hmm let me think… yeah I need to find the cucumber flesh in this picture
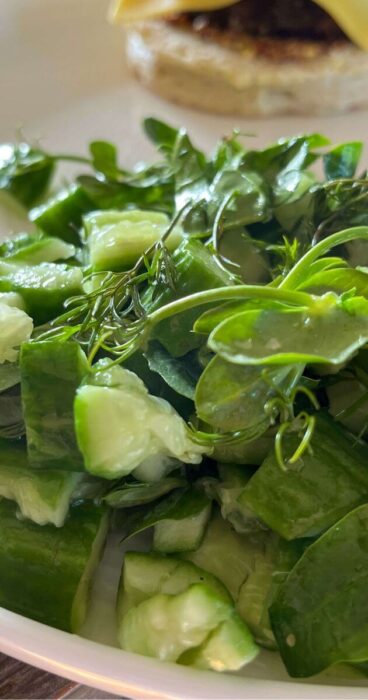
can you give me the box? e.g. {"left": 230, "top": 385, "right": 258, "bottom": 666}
{"left": 184, "top": 510, "right": 265, "bottom": 600}
{"left": 0, "top": 499, "right": 108, "bottom": 632}
{"left": 74, "top": 361, "right": 205, "bottom": 479}
{"left": 21, "top": 340, "right": 89, "bottom": 471}
{"left": 118, "top": 583, "right": 231, "bottom": 662}
{"left": 179, "top": 615, "right": 259, "bottom": 672}
{"left": 84, "top": 209, "right": 183, "bottom": 272}
{"left": 117, "top": 551, "right": 231, "bottom": 622}
{"left": 0, "top": 438, "right": 82, "bottom": 526}
{"left": 0, "top": 260, "right": 83, "bottom": 324}
{"left": 153, "top": 501, "right": 211, "bottom": 553}
{"left": 0, "top": 302, "right": 33, "bottom": 364}
{"left": 6, "top": 237, "right": 75, "bottom": 265}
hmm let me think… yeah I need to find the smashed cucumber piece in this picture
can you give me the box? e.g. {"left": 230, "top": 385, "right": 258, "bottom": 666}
{"left": 30, "top": 184, "right": 94, "bottom": 245}
{"left": 21, "top": 340, "right": 89, "bottom": 471}
{"left": 0, "top": 301, "right": 33, "bottom": 364}
{"left": 118, "top": 551, "right": 232, "bottom": 621}
{"left": 74, "top": 361, "right": 206, "bottom": 479}
{"left": 142, "top": 238, "right": 235, "bottom": 357}
{"left": 0, "top": 260, "right": 83, "bottom": 324}
{"left": 0, "top": 232, "right": 75, "bottom": 264}
{"left": 0, "top": 499, "right": 108, "bottom": 632}
{"left": 0, "top": 438, "right": 82, "bottom": 526}
{"left": 184, "top": 510, "right": 261, "bottom": 601}
{"left": 84, "top": 209, "right": 183, "bottom": 272}
{"left": 118, "top": 581, "right": 258, "bottom": 670}
{"left": 180, "top": 616, "right": 259, "bottom": 672}
{"left": 240, "top": 411, "right": 368, "bottom": 539}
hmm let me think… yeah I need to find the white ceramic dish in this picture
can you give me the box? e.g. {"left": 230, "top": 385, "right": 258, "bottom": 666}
{"left": 1, "top": 1, "right": 368, "bottom": 697}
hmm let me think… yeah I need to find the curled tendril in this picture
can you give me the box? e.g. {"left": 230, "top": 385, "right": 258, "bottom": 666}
{"left": 187, "top": 420, "right": 268, "bottom": 448}
{"left": 275, "top": 412, "right": 316, "bottom": 472}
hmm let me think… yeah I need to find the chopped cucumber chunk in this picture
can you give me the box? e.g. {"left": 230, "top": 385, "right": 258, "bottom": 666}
{"left": 0, "top": 499, "right": 108, "bottom": 632}
{"left": 118, "top": 583, "right": 232, "bottom": 662}
{"left": 241, "top": 412, "right": 368, "bottom": 539}
{"left": 0, "top": 438, "right": 82, "bottom": 526}
{"left": 75, "top": 361, "right": 206, "bottom": 479}
{"left": 180, "top": 615, "right": 259, "bottom": 672}
{"left": 0, "top": 302, "right": 33, "bottom": 363}
{"left": 0, "top": 260, "right": 83, "bottom": 324}
{"left": 0, "top": 232, "right": 75, "bottom": 264}
{"left": 30, "top": 185, "right": 94, "bottom": 245}
{"left": 7, "top": 237, "right": 75, "bottom": 264}
{"left": 84, "top": 209, "right": 183, "bottom": 272}
{"left": 118, "top": 551, "right": 231, "bottom": 621}
{"left": 153, "top": 500, "right": 211, "bottom": 553}
{"left": 184, "top": 510, "right": 263, "bottom": 600}
{"left": 21, "top": 340, "right": 88, "bottom": 471}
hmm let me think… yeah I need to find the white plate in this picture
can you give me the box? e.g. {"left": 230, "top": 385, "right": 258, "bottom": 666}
{"left": 1, "top": 1, "right": 368, "bottom": 698}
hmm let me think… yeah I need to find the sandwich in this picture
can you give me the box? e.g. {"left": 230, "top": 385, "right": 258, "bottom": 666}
{"left": 110, "top": 0, "right": 368, "bottom": 116}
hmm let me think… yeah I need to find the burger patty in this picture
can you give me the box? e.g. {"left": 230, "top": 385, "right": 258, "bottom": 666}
{"left": 171, "top": 0, "right": 346, "bottom": 42}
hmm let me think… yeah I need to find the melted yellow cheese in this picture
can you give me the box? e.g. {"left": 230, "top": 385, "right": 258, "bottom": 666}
{"left": 110, "top": 0, "right": 368, "bottom": 50}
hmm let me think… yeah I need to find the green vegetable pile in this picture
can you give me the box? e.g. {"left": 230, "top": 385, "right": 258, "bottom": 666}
{"left": 1, "top": 120, "right": 368, "bottom": 678}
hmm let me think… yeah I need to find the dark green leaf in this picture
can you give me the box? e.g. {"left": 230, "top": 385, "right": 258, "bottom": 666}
{"left": 0, "top": 143, "right": 54, "bottom": 207}
{"left": 89, "top": 141, "right": 120, "bottom": 179}
{"left": 270, "top": 503, "right": 368, "bottom": 677}
{"left": 144, "top": 342, "right": 200, "bottom": 400}
{"left": 122, "top": 487, "right": 210, "bottom": 540}
{"left": 103, "top": 477, "right": 186, "bottom": 508}
{"left": 323, "top": 142, "right": 363, "bottom": 180}
{"left": 195, "top": 355, "right": 301, "bottom": 432}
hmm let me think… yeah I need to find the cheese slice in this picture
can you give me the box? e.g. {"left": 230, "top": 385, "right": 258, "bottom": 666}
{"left": 110, "top": 0, "right": 368, "bottom": 50}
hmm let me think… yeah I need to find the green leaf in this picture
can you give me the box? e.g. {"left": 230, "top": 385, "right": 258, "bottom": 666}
{"left": 144, "top": 342, "right": 200, "bottom": 400}
{"left": 323, "top": 141, "right": 363, "bottom": 180}
{"left": 194, "top": 299, "right": 291, "bottom": 335}
{"left": 270, "top": 503, "right": 368, "bottom": 677}
{"left": 103, "top": 476, "right": 186, "bottom": 508}
{"left": 122, "top": 488, "right": 210, "bottom": 540}
{"left": 144, "top": 118, "right": 180, "bottom": 156}
{"left": 77, "top": 174, "right": 174, "bottom": 214}
{"left": 241, "top": 412, "right": 368, "bottom": 540}
{"left": 241, "top": 134, "right": 329, "bottom": 183}
{"left": 89, "top": 141, "right": 120, "bottom": 179}
{"left": 300, "top": 267, "right": 368, "bottom": 297}
{"left": 195, "top": 355, "right": 302, "bottom": 432}
{"left": 209, "top": 169, "right": 270, "bottom": 227}
{"left": 0, "top": 143, "right": 54, "bottom": 207}
{"left": 209, "top": 299, "right": 368, "bottom": 366}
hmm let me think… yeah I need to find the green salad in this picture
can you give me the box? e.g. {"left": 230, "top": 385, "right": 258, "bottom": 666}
{"left": 1, "top": 119, "right": 368, "bottom": 678}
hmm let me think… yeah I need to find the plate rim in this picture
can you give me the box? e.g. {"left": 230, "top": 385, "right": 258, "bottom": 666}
{"left": 1, "top": 607, "right": 368, "bottom": 700}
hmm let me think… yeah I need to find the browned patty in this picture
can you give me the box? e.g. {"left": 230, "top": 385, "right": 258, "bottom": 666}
{"left": 168, "top": 0, "right": 346, "bottom": 42}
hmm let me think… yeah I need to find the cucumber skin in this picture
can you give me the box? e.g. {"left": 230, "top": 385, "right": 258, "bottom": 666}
{"left": 143, "top": 238, "right": 234, "bottom": 357}
{"left": 20, "top": 341, "right": 89, "bottom": 471}
{"left": 0, "top": 499, "right": 108, "bottom": 632}
{"left": 0, "top": 261, "right": 83, "bottom": 324}
{"left": 30, "top": 185, "right": 94, "bottom": 245}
